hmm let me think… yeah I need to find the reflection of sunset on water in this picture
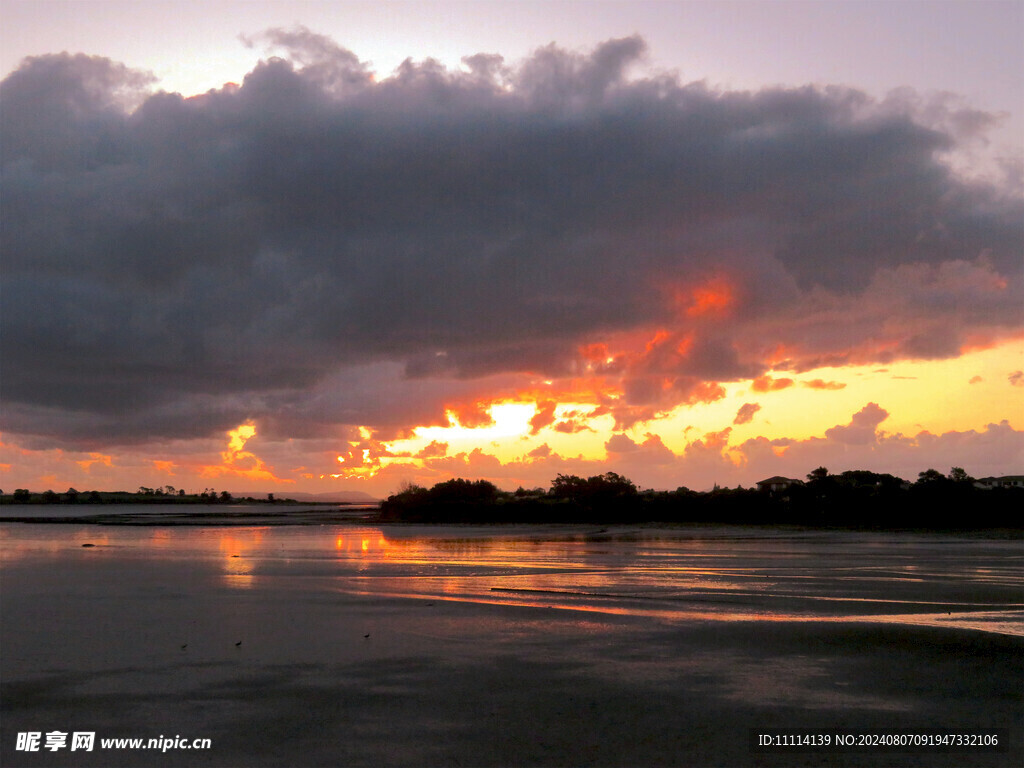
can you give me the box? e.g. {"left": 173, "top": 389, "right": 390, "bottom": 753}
{"left": 312, "top": 527, "right": 1024, "bottom": 636}
{"left": 0, "top": 527, "right": 112, "bottom": 564}
{"left": 2, "top": 524, "right": 1020, "bottom": 636}
{"left": 334, "top": 532, "right": 388, "bottom": 556}
{"left": 217, "top": 529, "right": 265, "bottom": 589}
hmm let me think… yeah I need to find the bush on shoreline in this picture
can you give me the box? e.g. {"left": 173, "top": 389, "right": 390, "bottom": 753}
{"left": 379, "top": 468, "right": 1023, "bottom": 529}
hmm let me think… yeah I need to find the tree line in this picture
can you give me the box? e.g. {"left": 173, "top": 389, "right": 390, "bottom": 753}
{"left": 0, "top": 487, "right": 287, "bottom": 505}
{"left": 379, "top": 467, "right": 1022, "bottom": 529}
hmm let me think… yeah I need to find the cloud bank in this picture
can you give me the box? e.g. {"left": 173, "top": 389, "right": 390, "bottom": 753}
{"left": 2, "top": 30, "right": 1022, "bottom": 462}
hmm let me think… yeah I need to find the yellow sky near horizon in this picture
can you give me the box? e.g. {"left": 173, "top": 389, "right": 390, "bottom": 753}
{"left": 2, "top": 339, "right": 1021, "bottom": 494}
{"left": 371, "top": 338, "right": 1024, "bottom": 469}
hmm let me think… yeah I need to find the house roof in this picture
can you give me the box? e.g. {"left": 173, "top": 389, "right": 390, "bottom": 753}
{"left": 756, "top": 476, "right": 802, "bottom": 485}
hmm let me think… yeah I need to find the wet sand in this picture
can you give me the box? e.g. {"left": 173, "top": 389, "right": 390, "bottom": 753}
{"left": 1, "top": 523, "right": 1021, "bottom": 767}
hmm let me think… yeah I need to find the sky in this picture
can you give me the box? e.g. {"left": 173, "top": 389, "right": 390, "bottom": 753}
{"left": 1, "top": 0, "right": 1022, "bottom": 498}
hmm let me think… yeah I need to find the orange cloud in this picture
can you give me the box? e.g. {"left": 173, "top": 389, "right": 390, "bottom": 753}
{"left": 685, "top": 277, "right": 734, "bottom": 318}
{"left": 426, "top": 447, "right": 503, "bottom": 473}
{"left": 553, "top": 419, "right": 594, "bottom": 434}
{"left": 201, "top": 423, "right": 294, "bottom": 485}
{"left": 529, "top": 401, "right": 558, "bottom": 434}
{"left": 75, "top": 453, "right": 114, "bottom": 473}
{"left": 803, "top": 379, "right": 846, "bottom": 390}
{"left": 445, "top": 401, "right": 496, "bottom": 429}
{"left": 733, "top": 402, "right": 761, "bottom": 425}
{"left": 415, "top": 440, "right": 448, "bottom": 458}
{"left": 751, "top": 375, "right": 795, "bottom": 392}
{"left": 578, "top": 342, "right": 610, "bottom": 362}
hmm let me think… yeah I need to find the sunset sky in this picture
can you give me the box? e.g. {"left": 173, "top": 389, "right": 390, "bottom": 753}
{"left": 2, "top": 0, "right": 1022, "bottom": 498}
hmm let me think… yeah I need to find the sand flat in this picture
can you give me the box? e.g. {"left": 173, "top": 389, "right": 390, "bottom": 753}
{"left": 1, "top": 523, "right": 1021, "bottom": 766}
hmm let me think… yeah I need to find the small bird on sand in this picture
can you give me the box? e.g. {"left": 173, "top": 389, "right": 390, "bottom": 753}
{"left": 363, "top": 633, "right": 370, "bottom": 639}
{"left": 235, "top": 641, "right": 242, "bottom": 647}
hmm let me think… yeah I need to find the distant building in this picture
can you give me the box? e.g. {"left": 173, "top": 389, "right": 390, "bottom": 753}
{"left": 755, "top": 476, "right": 804, "bottom": 493}
{"left": 974, "top": 475, "right": 1024, "bottom": 490}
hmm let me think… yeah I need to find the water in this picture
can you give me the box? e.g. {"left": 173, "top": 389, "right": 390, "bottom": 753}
{"left": 1, "top": 522, "right": 1021, "bottom": 766}
{"left": 3, "top": 522, "right": 1021, "bottom": 635}
{"left": 0, "top": 503, "right": 373, "bottom": 520}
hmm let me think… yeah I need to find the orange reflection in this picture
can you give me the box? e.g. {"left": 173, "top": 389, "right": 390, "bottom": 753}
{"left": 334, "top": 531, "right": 389, "bottom": 557}
{"left": 72, "top": 530, "right": 110, "bottom": 547}
{"left": 217, "top": 530, "right": 264, "bottom": 589}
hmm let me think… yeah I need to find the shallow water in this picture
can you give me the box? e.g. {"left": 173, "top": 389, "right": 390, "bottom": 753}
{"left": 2, "top": 522, "right": 1021, "bottom": 767}
{"left": 0, "top": 502, "right": 371, "bottom": 520}
{"left": 3, "top": 523, "right": 1021, "bottom": 635}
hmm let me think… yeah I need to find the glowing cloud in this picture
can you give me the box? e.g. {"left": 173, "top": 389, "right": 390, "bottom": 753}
{"left": 752, "top": 376, "right": 795, "bottom": 393}
{"left": 733, "top": 403, "right": 761, "bottom": 425}
{"left": 202, "top": 423, "right": 292, "bottom": 484}
{"left": 684, "top": 277, "right": 734, "bottom": 318}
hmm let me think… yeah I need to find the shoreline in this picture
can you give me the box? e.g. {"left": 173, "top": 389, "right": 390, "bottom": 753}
{"left": 1, "top": 512, "right": 1020, "bottom": 539}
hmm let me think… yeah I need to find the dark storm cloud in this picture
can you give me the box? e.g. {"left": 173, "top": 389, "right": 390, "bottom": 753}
{"left": 2, "top": 31, "right": 1021, "bottom": 447}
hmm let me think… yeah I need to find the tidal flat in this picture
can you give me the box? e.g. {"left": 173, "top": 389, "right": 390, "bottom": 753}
{"left": 1, "top": 521, "right": 1021, "bottom": 767}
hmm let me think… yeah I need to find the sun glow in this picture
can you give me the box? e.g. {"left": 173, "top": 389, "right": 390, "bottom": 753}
{"left": 223, "top": 423, "right": 256, "bottom": 462}
{"left": 684, "top": 277, "right": 734, "bottom": 317}
{"left": 384, "top": 401, "right": 542, "bottom": 463}
{"left": 424, "top": 402, "right": 535, "bottom": 441}
{"left": 200, "top": 422, "right": 293, "bottom": 485}
{"left": 348, "top": 338, "right": 1024, "bottom": 490}
{"left": 367, "top": 397, "right": 615, "bottom": 474}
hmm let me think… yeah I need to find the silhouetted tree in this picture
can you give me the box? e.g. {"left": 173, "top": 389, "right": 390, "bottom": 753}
{"left": 547, "top": 472, "right": 639, "bottom": 521}
{"left": 947, "top": 467, "right": 974, "bottom": 483}
{"left": 549, "top": 472, "right": 637, "bottom": 500}
{"left": 910, "top": 468, "right": 966, "bottom": 527}
{"left": 380, "top": 478, "right": 501, "bottom": 522}
{"left": 838, "top": 470, "right": 902, "bottom": 489}
{"left": 377, "top": 467, "right": 1018, "bottom": 529}
{"left": 916, "top": 468, "right": 946, "bottom": 485}
{"left": 513, "top": 486, "right": 545, "bottom": 498}
{"left": 13, "top": 489, "right": 30, "bottom": 502}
